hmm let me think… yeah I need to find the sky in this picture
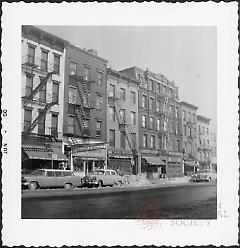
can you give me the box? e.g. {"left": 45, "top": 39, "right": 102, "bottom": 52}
{"left": 39, "top": 26, "right": 217, "bottom": 124}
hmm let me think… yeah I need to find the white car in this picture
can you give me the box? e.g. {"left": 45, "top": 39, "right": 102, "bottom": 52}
{"left": 81, "top": 169, "right": 125, "bottom": 187}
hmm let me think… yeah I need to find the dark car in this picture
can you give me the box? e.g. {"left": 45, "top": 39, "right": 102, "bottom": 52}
{"left": 190, "top": 172, "right": 211, "bottom": 182}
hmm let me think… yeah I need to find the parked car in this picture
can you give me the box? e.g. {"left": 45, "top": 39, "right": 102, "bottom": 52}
{"left": 190, "top": 169, "right": 216, "bottom": 182}
{"left": 22, "top": 169, "right": 82, "bottom": 190}
{"left": 81, "top": 169, "right": 125, "bottom": 188}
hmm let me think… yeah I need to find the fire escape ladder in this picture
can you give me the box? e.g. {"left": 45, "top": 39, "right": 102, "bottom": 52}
{"left": 26, "top": 102, "right": 57, "bottom": 134}
{"left": 74, "top": 105, "right": 88, "bottom": 135}
{"left": 81, "top": 80, "right": 90, "bottom": 107}
{"left": 24, "top": 72, "right": 55, "bottom": 105}
{"left": 113, "top": 99, "right": 134, "bottom": 151}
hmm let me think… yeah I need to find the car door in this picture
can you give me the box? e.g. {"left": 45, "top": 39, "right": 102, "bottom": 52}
{"left": 44, "top": 171, "right": 57, "bottom": 188}
{"left": 110, "top": 170, "right": 118, "bottom": 184}
{"left": 104, "top": 170, "right": 112, "bottom": 185}
{"left": 55, "top": 171, "right": 65, "bottom": 187}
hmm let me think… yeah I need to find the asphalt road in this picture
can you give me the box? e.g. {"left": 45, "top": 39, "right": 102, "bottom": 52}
{"left": 22, "top": 183, "right": 217, "bottom": 219}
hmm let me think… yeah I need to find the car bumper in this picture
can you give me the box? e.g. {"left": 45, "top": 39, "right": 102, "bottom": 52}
{"left": 81, "top": 180, "right": 99, "bottom": 187}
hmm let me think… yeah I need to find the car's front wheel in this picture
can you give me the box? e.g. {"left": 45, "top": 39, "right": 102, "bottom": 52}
{"left": 98, "top": 180, "right": 103, "bottom": 188}
{"left": 64, "top": 183, "right": 72, "bottom": 189}
{"left": 29, "top": 182, "right": 38, "bottom": 190}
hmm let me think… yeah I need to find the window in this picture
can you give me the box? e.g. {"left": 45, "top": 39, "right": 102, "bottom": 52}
{"left": 194, "top": 127, "right": 196, "bottom": 137}
{"left": 120, "top": 131, "right": 125, "bottom": 149}
{"left": 51, "top": 114, "right": 58, "bottom": 137}
{"left": 131, "top": 91, "right": 136, "bottom": 104}
{"left": 157, "top": 119, "right": 160, "bottom": 131}
{"left": 203, "top": 139, "right": 206, "bottom": 147}
{"left": 69, "top": 61, "right": 77, "bottom": 76}
{"left": 199, "top": 125, "right": 201, "bottom": 133}
{"left": 199, "top": 138, "right": 201, "bottom": 145}
{"left": 38, "top": 109, "right": 45, "bottom": 135}
{"left": 110, "top": 129, "right": 115, "bottom": 147}
{"left": 163, "top": 85, "right": 167, "bottom": 92}
{"left": 55, "top": 171, "right": 63, "bottom": 177}
{"left": 149, "top": 98, "right": 154, "bottom": 110}
{"left": 69, "top": 87, "right": 76, "bottom": 103}
{"left": 39, "top": 83, "right": 46, "bottom": 102}
{"left": 157, "top": 83, "right": 161, "bottom": 94}
{"left": 142, "top": 95, "right": 147, "bottom": 108}
{"left": 130, "top": 111, "right": 136, "bottom": 125}
{"left": 156, "top": 100, "right": 160, "bottom": 112}
{"left": 23, "top": 108, "right": 32, "bottom": 132}
{"left": 52, "top": 82, "right": 59, "bottom": 103}
{"left": 46, "top": 171, "right": 55, "bottom": 177}
{"left": 108, "top": 84, "right": 115, "bottom": 97}
{"left": 131, "top": 132, "right": 137, "bottom": 149}
{"left": 150, "top": 135, "right": 155, "bottom": 149}
{"left": 27, "top": 45, "right": 35, "bottom": 64}
{"left": 68, "top": 116, "right": 75, "bottom": 134}
{"left": 41, "top": 50, "right": 48, "bottom": 71}
{"left": 109, "top": 106, "right": 115, "bottom": 121}
{"left": 149, "top": 79, "right": 154, "bottom": 91}
{"left": 143, "top": 134, "right": 147, "bottom": 148}
{"left": 169, "top": 105, "right": 173, "bottom": 113}
{"left": 184, "top": 125, "right": 187, "bottom": 135}
{"left": 188, "top": 112, "right": 191, "bottom": 121}
{"left": 193, "top": 114, "right": 196, "bottom": 122}
{"left": 177, "top": 139, "right": 180, "bottom": 152}
{"left": 105, "top": 171, "right": 111, "bottom": 176}
{"left": 170, "top": 122, "right": 174, "bottom": 133}
{"left": 96, "top": 95, "right": 103, "bottom": 110}
{"left": 175, "top": 123, "right": 178, "bottom": 134}
{"left": 96, "top": 121, "right": 102, "bottom": 136}
{"left": 150, "top": 117, "right": 154, "bottom": 129}
{"left": 83, "top": 66, "right": 90, "bottom": 81}
{"left": 120, "top": 88, "right": 126, "bottom": 101}
{"left": 188, "top": 127, "right": 191, "bottom": 137}
{"left": 53, "top": 54, "right": 60, "bottom": 74}
{"left": 175, "top": 107, "right": 178, "bottom": 118}
{"left": 183, "top": 110, "right": 186, "bottom": 120}
{"left": 97, "top": 71, "right": 103, "bottom": 85}
{"left": 142, "top": 115, "right": 146, "bottom": 128}
{"left": 163, "top": 120, "right": 167, "bottom": 131}
{"left": 25, "top": 74, "right": 33, "bottom": 96}
{"left": 169, "top": 88, "right": 173, "bottom": 96}
{"left": 119, "top": 109, "right": 126, "bottom": 123}
{"left": 202, "top": 126, "right": 205, "bottom": 134}
{"left": 138, "top": 74, "right": 143, "bottom": 85}
{"left": 207, "top": 128, "right": 209, "bottom": 134}
{"left": 207, "top": 139, "right": 209, "bottom": 147}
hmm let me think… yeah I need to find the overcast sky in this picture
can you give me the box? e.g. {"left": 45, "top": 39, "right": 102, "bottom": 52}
{"left": 39, "top": 26, "right": 217, "bottom": 124}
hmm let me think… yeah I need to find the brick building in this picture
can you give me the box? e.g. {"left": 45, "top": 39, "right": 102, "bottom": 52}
{"left": 120, "top": 67, "right": 183, "bottom": 177}
{"left": 197, "top": 115, "right": 211, "bottom": 169}
{"left": 181, "top": 101, "right": 199, "bottom": 174}
{"left": 209, "top": 124, "right": 217, "bottom": 171}
{"left": 21, "top": 25, "right": 68, "bottom": 172}
{"left": 106, "top": 68, "right": 139, "bottom": 174}
{"left": 62, "top": 44, "right": 108, "bottom": 176}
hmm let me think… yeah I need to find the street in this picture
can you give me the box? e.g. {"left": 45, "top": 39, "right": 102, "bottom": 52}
{"left": 22, "top": 183, "right": 217, "bottom": 219}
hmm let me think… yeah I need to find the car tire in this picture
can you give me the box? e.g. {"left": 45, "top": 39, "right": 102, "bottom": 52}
{"left": 64, "top": 183, "right": 72, "bottom": 189}
{"left": 29, "top": 182, "right": 38, "bottom": 190}
{"left": 98, "top": 180, "right": 103, "bottom": 188}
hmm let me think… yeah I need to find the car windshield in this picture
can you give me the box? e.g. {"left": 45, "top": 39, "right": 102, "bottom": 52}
{"left": 29, "top": 170, "right": 44, "bottom": 176}
{"left": 93, "top": 170, "right": 105, "bottom": 175}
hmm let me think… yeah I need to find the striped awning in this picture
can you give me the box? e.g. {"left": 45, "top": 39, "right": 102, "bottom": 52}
{"left": 143, "top": 156, "right": 166, "bottom": 166}
{"left": 22, "top": 145, "right": 67, "bottom": 161}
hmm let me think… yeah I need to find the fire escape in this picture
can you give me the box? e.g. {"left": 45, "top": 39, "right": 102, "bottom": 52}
{"left": 109, "top": 95, "right": 137, "bottom": 158}
{"left": 68, "top": 74, "right": 94, "bottom": 138}
{"left": 22, "top": 56, "right": 57, "bottom": 136}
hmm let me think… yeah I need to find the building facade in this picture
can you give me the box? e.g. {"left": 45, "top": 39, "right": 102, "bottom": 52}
{"left": 120, "top": 67, "right": 183, "bottom": 177}
{"left": 62, "top": 44, "right": 108, "bottom": 176}
{"left": 106, "top": 68, "right": 139, "bottom": 175}
{"left": 197, "top": 115, "right": 211, "bottom": 169}
{"left": 209, "top": 124, "right": 217, "bottom": 171}
{"left": 21, "top": 25, "right": 68, "bottom": 173}
{"left": 181, "top": 101, "right": 198, "bottom": 174}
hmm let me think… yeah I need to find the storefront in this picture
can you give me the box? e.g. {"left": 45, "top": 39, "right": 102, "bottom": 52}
{"left": 63, "top": 137, "right": 108, "bottom": 177}
{"left": 167, "top": 153, "right": 184, "bottom": 177}
{"left": 141, "top": 156, "right": 166, "bottom": 179}
{"left": 22, "top": 142, "right": 68, "bottom": 173}
{"left": 184, "top": 161, "right": 199, "bottom": 175}
{"left": 107, "top": 149, "right": 133, "bottom": 175}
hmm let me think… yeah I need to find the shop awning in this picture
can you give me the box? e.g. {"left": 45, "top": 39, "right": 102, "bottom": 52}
{"left": 143, "top": 156, "right": 166, "bottom": 166}
{"left": 184, "top": 161, "right": 199, "bottom": 167}
{"left": 22, "top": 145, "right": 68, "bottom": 161}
